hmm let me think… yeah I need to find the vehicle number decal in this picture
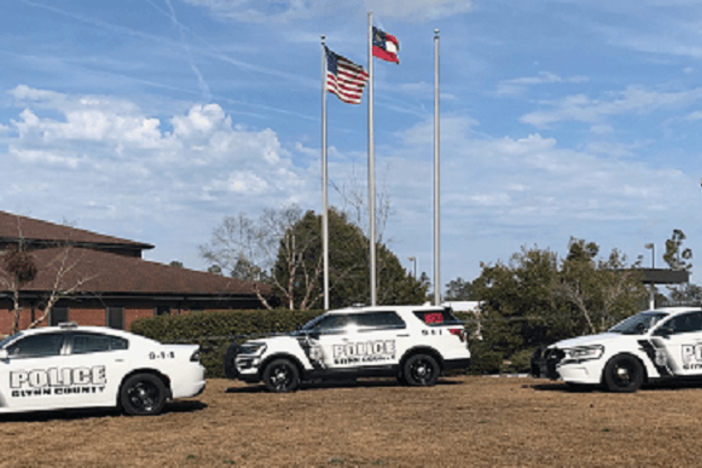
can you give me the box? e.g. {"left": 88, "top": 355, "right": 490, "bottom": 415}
{"left": 149, "top": 351, "right": 175, "bottom": 360}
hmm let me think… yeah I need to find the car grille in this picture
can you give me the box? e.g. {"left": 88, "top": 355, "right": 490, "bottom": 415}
{"left": 531, "top": 347, "right": 565, "bottom": 380}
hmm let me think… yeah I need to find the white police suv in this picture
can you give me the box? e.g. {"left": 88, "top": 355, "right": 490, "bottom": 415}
{"left": 224, "top": 305, "right": 471, "bottom": 392}
{"left": 531, "top": 307, "right": 702, "bottom": 392}
{"left": 0, "top": 323, "right": 205, "bottom": 415}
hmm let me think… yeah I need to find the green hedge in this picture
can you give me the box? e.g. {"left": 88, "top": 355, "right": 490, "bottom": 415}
{"left": 130, "top": 309, "right": 322, "bottom": 378}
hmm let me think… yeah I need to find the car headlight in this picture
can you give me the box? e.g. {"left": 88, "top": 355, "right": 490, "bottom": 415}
{"left": 239, "top": 342, "right": 267, "bottom": 355}
{"left": 565, "top": 345, "right": 604, "bottom": 361}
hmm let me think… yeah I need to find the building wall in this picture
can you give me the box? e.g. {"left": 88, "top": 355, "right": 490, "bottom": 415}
{"left": 0, "top": 296, "right": 266, "bottom": 336}
{"left": 0, "top": 302, "right": 187, "bottom": 335}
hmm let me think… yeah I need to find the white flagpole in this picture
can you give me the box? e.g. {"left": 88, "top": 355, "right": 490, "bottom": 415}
{"left": 433, "top": 29, "right": 441, "bottom": 306}
{"left": 367, "top": 12, "right": 377, "bottom": 306}
{"left": 321, "top": 35, "right": 330, "bottom": 310}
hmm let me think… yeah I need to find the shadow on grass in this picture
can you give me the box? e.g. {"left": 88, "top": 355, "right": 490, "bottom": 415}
{"left": 0, "top": 400, "right": 207, "bottom": 423}
{"left": 225, "top": 376, "right": 464, "bottom": 394}
{"left": 529, "top": 378, "right": 702, "bottom": 394}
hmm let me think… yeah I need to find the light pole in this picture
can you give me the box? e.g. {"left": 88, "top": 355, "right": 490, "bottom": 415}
{"left": 644, "top": 243, "right": 655, "bottom": 309}
{"left": 644, "top": 243, "right": 654, "bottom": 268}
{"left": 408, "top": 256, "right": 417, "bottom": 279}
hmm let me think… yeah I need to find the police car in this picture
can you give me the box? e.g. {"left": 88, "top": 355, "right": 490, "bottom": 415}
{"left": 0, "top": 323, "right": 205, "bottom": 415}
{"left": 531, "top": 307, "right": 702, "bottom": 392}
{"left": 224, "top": 305, "right": 472, "bottom": 392}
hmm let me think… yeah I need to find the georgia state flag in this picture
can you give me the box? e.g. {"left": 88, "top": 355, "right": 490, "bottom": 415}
{"left": 372, "top": 27, "right": 400, "bottom": 64}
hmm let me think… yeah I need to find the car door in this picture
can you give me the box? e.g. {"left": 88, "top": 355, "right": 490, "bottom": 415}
{"left": 0, "top": 332, "right": 69, "bottom": 411}
{"left": 651, "top": 311, "right": 702, "bottom": 377}
{"left": 350, "top": 311, "right": 407, "bottom": 370}
{"left": 61, "top": 332, "right": 131, "bottom": 408}
{"left": 303, "top": 314, "right": 354, "bottom": 371}
{"left": 309, "top": 312, "right": 407, "bottom": 373}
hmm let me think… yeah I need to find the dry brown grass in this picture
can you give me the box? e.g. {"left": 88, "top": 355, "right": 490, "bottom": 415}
{"left": 1, "top": 376, "right": 702, "bottom": 467}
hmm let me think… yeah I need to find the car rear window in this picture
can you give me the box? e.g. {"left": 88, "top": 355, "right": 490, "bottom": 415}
{"left": 413, "top": 309, "right": 463, "bottom": 327}
{"left": 72, "top": 333, "right": 129, "bottom": 354}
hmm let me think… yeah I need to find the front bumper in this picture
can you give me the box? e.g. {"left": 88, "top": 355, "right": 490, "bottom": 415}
{"left": 531, "top": 347, "right": 564, "bottom": 380}
{"left": 532, "top": 347, "right": 605, "bottom": 384}
{"left": 223, "top": 343, "right": 264, "bottom": 383}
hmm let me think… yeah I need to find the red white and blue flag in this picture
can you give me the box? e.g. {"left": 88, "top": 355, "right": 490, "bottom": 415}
{"left": 325, "top": 47, "right": 369, "bottom": 105}
{"left": 372, "top": 27, "right": 400, "bottom": 64}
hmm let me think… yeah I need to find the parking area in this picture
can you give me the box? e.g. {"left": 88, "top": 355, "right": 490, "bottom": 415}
{"left": 1, "top": 376, "right": 702, "bottom": 467}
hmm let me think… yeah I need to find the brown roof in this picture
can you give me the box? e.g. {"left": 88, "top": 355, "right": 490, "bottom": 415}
{"left": 6, "top": 247, "right": 271, "bottom": 298}
{"left": 0, "top": 210, "right": 153, "bottom": 250}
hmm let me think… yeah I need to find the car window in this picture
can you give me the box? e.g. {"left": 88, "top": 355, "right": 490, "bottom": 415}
{"left": 660, "top": 312, "right": 702, "bottom": 335}
{"left": 72, "top": 333, "right": 128, "bottom": 354}
{"left": 6, "top": 333, "right": 65, "bottom": 358}
{"left": 413, "top": 308, "right": 463, "bottom": 327}
{"left": 611, "top": 311, "right": 668, "bottom": 335}
{"left": 307, "top": 314, "right": 352, "bottom": 334}
{"left": 353, "top": 312, "right": 406, "bottom": 331}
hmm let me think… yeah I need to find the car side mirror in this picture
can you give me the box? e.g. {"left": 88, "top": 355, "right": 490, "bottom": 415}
{"left": 0, "top": 349, "right": 8, "bottom": 360}
{"left": 654, "top": 327, "right": 673, "bottom": 338}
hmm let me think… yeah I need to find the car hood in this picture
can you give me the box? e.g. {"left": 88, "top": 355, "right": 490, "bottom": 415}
{"left": 247, "top": 334, "right": 300, "bottom": 346}
{"left": 552, "top": 332, "right": 629, "bottom": 349}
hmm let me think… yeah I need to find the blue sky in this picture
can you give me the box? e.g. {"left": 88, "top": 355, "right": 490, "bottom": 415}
{"left": 2, "top": 0, "right": 702, "bottom": 292}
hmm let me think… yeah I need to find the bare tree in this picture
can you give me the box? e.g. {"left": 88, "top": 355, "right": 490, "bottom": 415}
{"left": 200, "top": 205, "right": 306, "bottom": 310}
{"left": 332, "top": 168, "right": 392, "bottom": 246}
{"left": 27, "top": 247, "right": 95, "bottom": 330}
{"left": 0, "top": 242, "right": 37, "bottom": 334}
{"left": 0, "top": 217, "right": 96, "bottom": 334}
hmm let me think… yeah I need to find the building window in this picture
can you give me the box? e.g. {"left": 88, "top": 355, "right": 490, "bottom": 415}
{"left": 155, "top": 306, "right": 171, "bottom": 316}
{"left": 106, "top": 307, "right": 125, "bottom": 330}
{"left": 50, "top": 307, "right": 69, "bottom": 326}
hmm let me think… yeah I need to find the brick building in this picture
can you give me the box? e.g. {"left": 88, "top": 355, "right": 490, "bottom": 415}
{"left": 0, "top": 211, "right": 272, "bottom": 334}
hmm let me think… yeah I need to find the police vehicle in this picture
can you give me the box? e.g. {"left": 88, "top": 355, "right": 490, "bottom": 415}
{"left": 0, "top": 323, "right": 205, "bottom": 415}
{"left": 531, "top": 307, "right": 702, "bottom": 392}
{"left": 224, "top": 305, "right": 472, "bottom": 392}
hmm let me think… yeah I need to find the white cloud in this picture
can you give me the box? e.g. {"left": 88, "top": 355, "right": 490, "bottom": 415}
{"left": 520, "top": 86, "right": 702, "bottom": 128}
{"left": 183, "top": 0, "right": 474, "bottom": 23}
{"left": 496, "top": 72, "right": 588, "bottom": 96}
{"left": 2, "top": 86, "right": 315, "bottom": 224}
{"left": 363, "top": 0, "right": 474, "bottom": 21}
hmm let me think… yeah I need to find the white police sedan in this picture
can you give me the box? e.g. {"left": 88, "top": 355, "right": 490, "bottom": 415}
{"left": 532, "top": 307, "right": 702, "bottom": 392}
{"left": 0, "top": 323, "right": 205, "bottom": 415}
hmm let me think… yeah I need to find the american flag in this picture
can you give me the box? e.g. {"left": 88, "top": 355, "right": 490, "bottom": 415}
{"left": 325, "top": 47, "right": 369, "bottom": 105}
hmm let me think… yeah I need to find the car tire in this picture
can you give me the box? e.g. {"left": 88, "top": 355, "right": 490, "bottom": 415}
{"left": 262, "top": 358, "right": 300, "bottom": 393}
{"left": 603, "top": 354, "right": 644, "bottom": 393}
{"left": 224, "top": 343, "right": 239, "bottom": 379}
{"left": 120, "top": 373, "right": 168, "bottom": 416}
{"left": 403, "top": 354, "right": 440, "bottom": 387}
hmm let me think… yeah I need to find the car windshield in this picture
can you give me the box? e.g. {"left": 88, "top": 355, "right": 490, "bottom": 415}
{"left": 292, "top": 314, "right": 327, "bottom": 335}
{"left": 0, "top": 332, "right": 22, "bottom": 349}
{"left": 609, "top": 311, "right": 669, "bottom": 335}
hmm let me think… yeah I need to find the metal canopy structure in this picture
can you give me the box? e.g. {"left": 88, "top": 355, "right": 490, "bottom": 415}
{"left": 638, "top": 268, "right": 690, "bottom": 285}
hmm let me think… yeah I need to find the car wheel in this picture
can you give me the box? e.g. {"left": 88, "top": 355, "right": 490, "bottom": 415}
{"left": 262, "top": 358, "right": 300, "bottom": 393}
{"left": 403, "top": 354, "right": 439, "bottom": 387}
{"left": 120, "top": 373, "right": 168, "bottom": 416}
{"left": 224, "top": 343, "right": 239, "bottom": 379}
{"left": 603, "top": 354, "right": 644, "bottom": 393}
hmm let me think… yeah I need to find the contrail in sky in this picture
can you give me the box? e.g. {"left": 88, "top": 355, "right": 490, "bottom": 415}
{"left": 163, "top": 0, "right": 212, "bottom": 102}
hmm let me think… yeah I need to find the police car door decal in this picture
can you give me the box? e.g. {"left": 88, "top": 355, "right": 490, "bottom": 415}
{"left": 331, "top": 339, "right": 396, "bottom": 366}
